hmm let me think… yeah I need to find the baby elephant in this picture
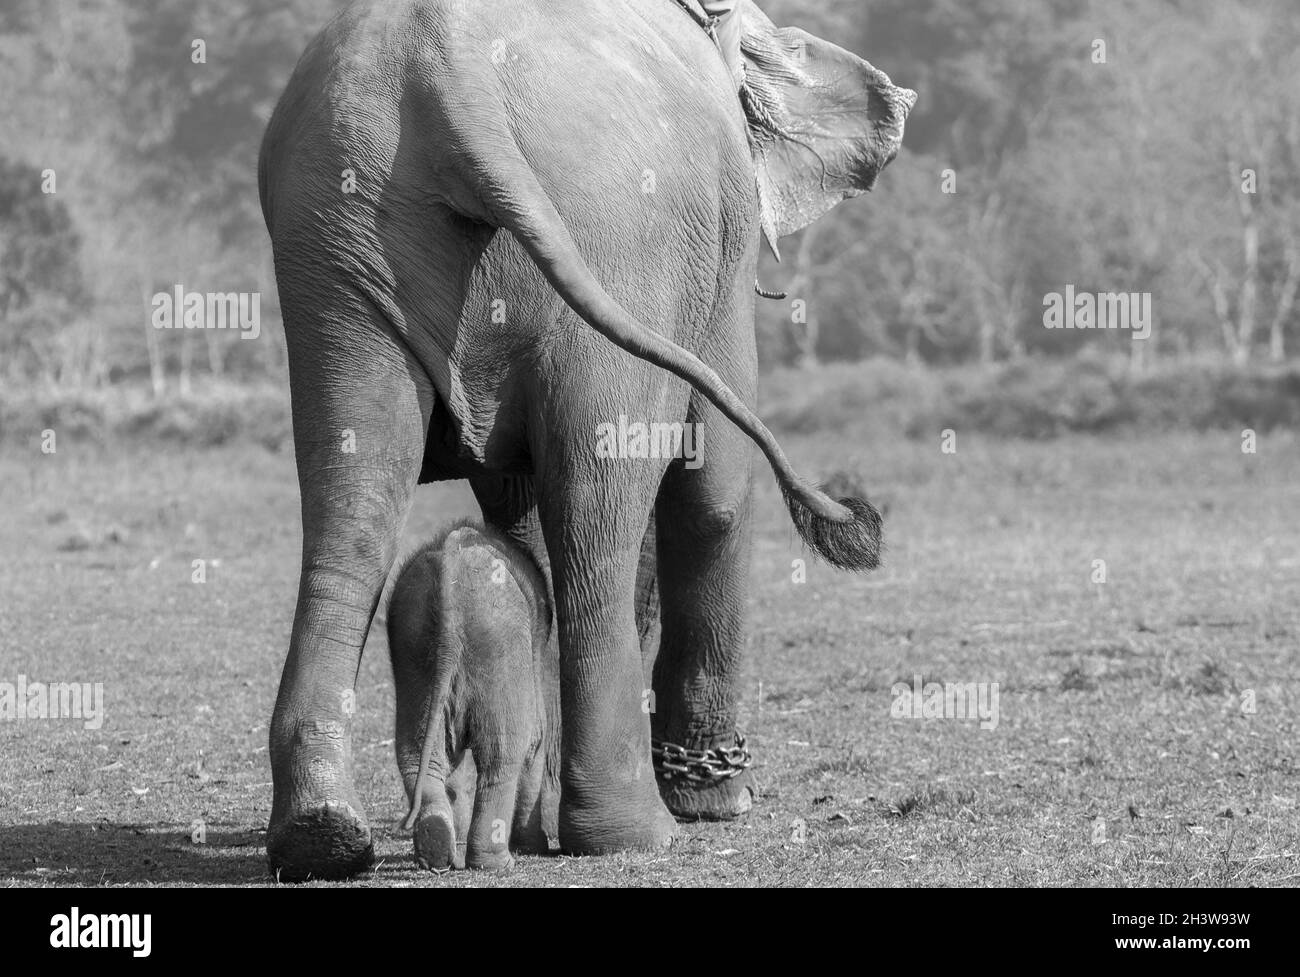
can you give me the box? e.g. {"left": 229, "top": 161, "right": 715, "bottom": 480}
{"left": 387, "top": 521, "right": 559, "bottom": 870}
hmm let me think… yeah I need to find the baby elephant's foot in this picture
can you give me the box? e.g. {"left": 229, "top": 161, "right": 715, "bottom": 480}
{"left": 465, "top": 806, "right": 516, "bottom": 870}
{"left": 465, "top": 844, "right": 514, "bottom": 871}
{"left": 412, "top": 798, "right": 458, "bottom": 872}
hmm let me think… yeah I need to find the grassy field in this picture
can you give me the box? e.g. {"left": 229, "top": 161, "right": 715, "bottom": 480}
{"left": 1, "top": 426, "right": 1297, "bottom": 887}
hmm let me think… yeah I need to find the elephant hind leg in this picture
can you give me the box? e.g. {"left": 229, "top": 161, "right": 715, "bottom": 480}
{"left": 533, "top": 438, "right": 678, "bottom": 855}
{"left": 412, "top": 793, "right": 458, "bottom": 872}
{"left": 464, "top": 756, "right": 524, "bottom": 870}
{"left": 653, "top": 407, "right": 757, "bottom": 822}
{"left": 509, "top": 736, "right": 555, "bottom": 855}
{"left": 399, "top": 663, "right": 462, "bottom": 872}
{"left": 413, "top": 751, "right": 474, "bottom": 870}
{"left": 404, "top": 682, "right": 464, "bottom": 872}
{"left": 267, "top": 278, "right": 435, "bottom": 883}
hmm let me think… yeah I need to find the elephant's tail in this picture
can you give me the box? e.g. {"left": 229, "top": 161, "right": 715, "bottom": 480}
{"left": 403, "top": 672, "right": 448, "bottom": 833}
{"left": 455, "top": 127, "right": 882, "bottom": 571}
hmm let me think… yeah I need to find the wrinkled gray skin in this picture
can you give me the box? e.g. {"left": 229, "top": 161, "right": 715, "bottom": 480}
{"left": 258, "top": 0, "right": 914, "bottom": 880}
{"left": 388, "top": 521, "right": 558, "bottom": 870}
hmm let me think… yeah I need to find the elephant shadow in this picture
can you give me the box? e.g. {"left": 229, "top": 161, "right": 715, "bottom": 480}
{"left": 0, "top": 821, "right": 267, "bottom": 886}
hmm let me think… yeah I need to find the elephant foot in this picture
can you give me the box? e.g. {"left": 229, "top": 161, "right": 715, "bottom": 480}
{"left": 660, "top": 769, "right": 754, "bottom": 821}
{"left": 267, "top": 719, "right": 374, "bottom": 882}
{"left": 413, "top": 806, "right": 459, "bottom": 872}
{"left": 267, "top": 800, "right": 374, "bottom": 882}
{"left": 509, "top": 819, "right": 553, "bottom": 857}
{"left": 466, "top": 846, "right": 514, "bottom": 871}
{"left": 558, "top": 783, "right": 678, "bottom": 855}
{"left": 415, "top": 803, "right": 514, "bottom": 871}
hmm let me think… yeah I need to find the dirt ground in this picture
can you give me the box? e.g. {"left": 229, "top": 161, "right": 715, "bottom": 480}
{"left": 1, "top": 429, "right": 1296, "bottom": 886}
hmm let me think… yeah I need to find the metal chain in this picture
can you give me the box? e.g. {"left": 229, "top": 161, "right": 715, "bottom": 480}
{"left": 652, "top": 733, "right": 751, "bottom": 783}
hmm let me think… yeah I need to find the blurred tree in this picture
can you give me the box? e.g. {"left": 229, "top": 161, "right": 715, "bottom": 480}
{"left": 0, "top": 155, "right": 85, "bottom": 316}
{"left": 861, "top": 0, "right": 1082, "bottom": 170}
{"left": 3, "top": 0, "right": 1297, "bottom": 385}
{"left": 0, "top": 155, "right": 89, "bottom": 382}
{"left": 1178, "top": 0, "right": 1300, "bottom": 363}
{"left": 121, "top": 0, "right": 342, "bottom": 252}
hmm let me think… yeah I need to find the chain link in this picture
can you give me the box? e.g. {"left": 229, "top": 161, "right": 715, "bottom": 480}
{"left": 652, "top": 733, "right": 751, "bottom": 783}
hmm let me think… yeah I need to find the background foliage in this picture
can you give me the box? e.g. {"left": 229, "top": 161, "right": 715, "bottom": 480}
{"left": 1, "top": 0, "right": 1297, "bottom": 407}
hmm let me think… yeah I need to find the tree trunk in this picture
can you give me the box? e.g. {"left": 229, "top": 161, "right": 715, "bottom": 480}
{"left": 1193, "top": 254, "right": 1241, "bottom": 362}
{"left": 1235, "top": 161, "right": 1259, "bottom": 365}
{"left": 142, "top": 282, "right": 165, "bottom": 399}
{"left": 976, "top": 287, "right": 996, "bottom": 365}
{"left": 179, "top": 333, "right": 193, "bottom": 397}
{"left": 1269, "top": 229, "right": 1299, "bottom": 363}
{"left": 1003, "top": 277, "right": 1027, "bottom": 360}
{"left": 205, "top": 328, "right": 224, "bottom": 378}
{"left": 788, "top": 225, "right": 821, "bottom": 369}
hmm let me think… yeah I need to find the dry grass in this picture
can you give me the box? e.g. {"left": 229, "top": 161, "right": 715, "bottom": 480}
{"left": 0, "top": 426, "right": 1297, "bottom": 887}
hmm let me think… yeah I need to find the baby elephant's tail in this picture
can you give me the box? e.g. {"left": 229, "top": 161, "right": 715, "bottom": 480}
{"left": 404, "top": 727, "right": 445, "bottom": 830}
{"left": 403, "top": 684, "right": 452, "bottom": 832}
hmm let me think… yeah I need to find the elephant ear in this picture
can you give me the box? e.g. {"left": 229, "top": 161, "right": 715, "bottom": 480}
{"left": 736, "top": 2, "right": 917, "bottom": 258}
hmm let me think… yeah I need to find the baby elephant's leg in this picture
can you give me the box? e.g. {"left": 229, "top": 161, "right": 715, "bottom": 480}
{"left": 510, "top": 753, "right": 550, "bottom": 855}
{"left": 411, "top": 781, "right": 457, "bottom": 872}
{"left": 388, "top": 544, "right": 464, "bottom": 872}
{"left": 465, "top": 748, "right": 523, "bottom": 870}
{"left": 444, "top": 752, "right": 475, "bottom": 870}
{"left": 413, "top": 750, "right": 474, "bottom": 870}
{"left": 405, "top": 700, "right": 461, "bottom": 872}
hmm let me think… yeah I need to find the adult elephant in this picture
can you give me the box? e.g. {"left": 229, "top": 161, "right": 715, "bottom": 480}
{"left": 258, "top": 0, "right": 914, "bottom": 880}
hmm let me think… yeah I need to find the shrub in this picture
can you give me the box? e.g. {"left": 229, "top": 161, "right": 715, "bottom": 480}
{"left": 763, "top": 355, "right": 1300, "bottom": 440}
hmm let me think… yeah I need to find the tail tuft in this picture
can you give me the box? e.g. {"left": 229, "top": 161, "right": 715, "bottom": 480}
{"left": 784, "top": 485, "right": 884, "bottom": 572}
